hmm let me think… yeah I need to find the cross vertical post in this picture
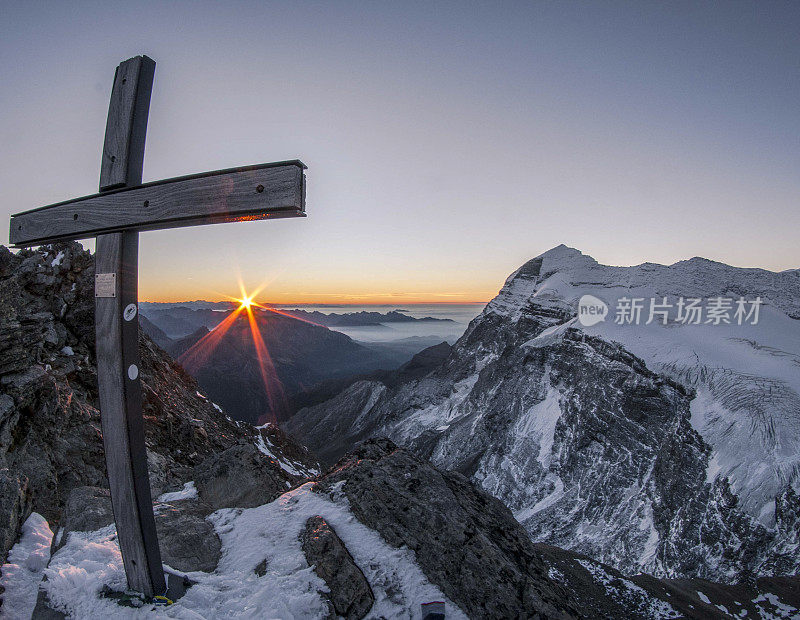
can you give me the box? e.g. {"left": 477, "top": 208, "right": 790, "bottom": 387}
{"left": 95, "top": 56, "right": 165, "bottom": 596}
{"left": 8, "top": 55, "right": 307, "bottom": 597}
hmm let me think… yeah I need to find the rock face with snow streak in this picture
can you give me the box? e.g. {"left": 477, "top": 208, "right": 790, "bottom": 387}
{"left": 193, "top": 443, "right": 296, "bottom": 509}
{"left": 287, "top": 245, "right": 800, "bottom": 582}
{"left": 300, "top": 515, "right": 375, "bottom": 619}
{"left": 319, "top": 438, "right": 584, "bottom": 618}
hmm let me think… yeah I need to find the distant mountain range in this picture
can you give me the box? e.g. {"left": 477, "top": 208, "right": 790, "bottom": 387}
{"left": 279, "top": 308, "right": 455, "bottom": 327}
{"left": 285, "top": 245, "right": 800, "bottom": 582}
{"left": 139, "top": 304, "right": 454, "bottom": 338}
{"left": 139, "top": 305, "right": 441, "bottom": 424}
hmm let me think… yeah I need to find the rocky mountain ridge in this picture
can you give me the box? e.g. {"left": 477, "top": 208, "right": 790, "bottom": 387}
{"left": 140, "top": 303, "right": 412, "bottom": 424}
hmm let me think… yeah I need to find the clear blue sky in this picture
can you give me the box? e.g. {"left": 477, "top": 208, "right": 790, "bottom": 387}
{"left": 2, "top": 1, "right": 798, "bottom": 302}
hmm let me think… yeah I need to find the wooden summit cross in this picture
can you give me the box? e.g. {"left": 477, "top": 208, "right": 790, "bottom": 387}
{"left": 8, "top": 56, "right": 307, "bottom": 596}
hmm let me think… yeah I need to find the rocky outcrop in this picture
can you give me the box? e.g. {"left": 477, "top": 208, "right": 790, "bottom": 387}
{"left": 137, "top": 316, "right": 171, "bottom": 349}
{"left": 52, "top": 486, "right": 221, "bottom": 574}
{"left": 52, "top": 487, "right": 113, "bottom": 551}
{"left": 300, "top": 515, "right": 374, "bottom": 619}
{"left": 313, "top": 439, "right": 800, "bottom": 619}
{"left": 154, "top": 501, "right": 221, "bottom": 573}
{"left": 31, "top": 586, "right": 66, "bottom": 620}
{"left": 537, "top": 543, "right": 800, "bottom": 620}
{"left": 193, "top": 443, "right": 293, "bottom": 510}
{"left": 392, "top": 341, "right": 451, "bottom": 384}
{"left": 318, "top": 438, "right": 583, "bottom": 619}
{"left": 0, "top": 470, "right": 31, "bottom": 564}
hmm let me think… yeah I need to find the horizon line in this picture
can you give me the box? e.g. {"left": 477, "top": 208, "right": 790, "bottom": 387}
{"left": 139, "top": 299, "right": 491, "bottom": 305}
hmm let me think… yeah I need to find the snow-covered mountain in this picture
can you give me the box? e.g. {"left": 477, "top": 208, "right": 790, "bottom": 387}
{"left": 286, "top": 245, "right": 800, "bottom": 582}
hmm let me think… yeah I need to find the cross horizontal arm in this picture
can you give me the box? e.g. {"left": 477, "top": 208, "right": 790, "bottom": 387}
{"left": 10, "top": 160, "right": 306, "bottom": 247}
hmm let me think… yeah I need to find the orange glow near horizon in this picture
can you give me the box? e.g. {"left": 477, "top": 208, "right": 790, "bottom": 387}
{"left": 144, "top": 292, "right": 492, "bottom": 305}
{"left": 147, "top": 297, "right": 490, "bottom": 305}
{"left": 141, "top": 272, "right": 494, "bottom": 306}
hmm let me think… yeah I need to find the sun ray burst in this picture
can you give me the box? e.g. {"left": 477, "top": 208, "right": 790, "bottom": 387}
{"left": 177, "top": 281, "right": 298, "bottom": 424}
{"left": 243, "top": 302, "right": 288, "bottom": 424}
{"left": 176, "top": 305, "right": 246, "bottom": 372}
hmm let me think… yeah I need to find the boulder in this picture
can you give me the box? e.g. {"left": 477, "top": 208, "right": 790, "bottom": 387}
{"left": 53, "top": 485, "right": 221, "bottom": 573}
{"left": 154, "top": 500, "right": 221, "bottom": 573}
{"left": 53, "top": 486, "right": 113, "bottom": 550}
{"left": 193, "top": 443, "right": 289, "bottom": 510}
{"left": 300, "top": 515, "right": 374, "bottom": 619}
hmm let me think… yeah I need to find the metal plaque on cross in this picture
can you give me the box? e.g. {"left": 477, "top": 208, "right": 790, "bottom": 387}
{"left": 8, "top": 55, "right": 307, "bottom": 597}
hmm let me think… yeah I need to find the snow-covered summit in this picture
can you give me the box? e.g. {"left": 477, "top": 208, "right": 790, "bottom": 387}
{"left": 487, "top": 245, "right": 800, "bottom": 322}
{"left": 486, "top": 246, "right": 800, "bottom": 522}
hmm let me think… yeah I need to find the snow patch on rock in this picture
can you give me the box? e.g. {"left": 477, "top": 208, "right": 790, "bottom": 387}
{"left": 256, "top": 433, "right": 320, "bottom": 478}
{"left": 577, "top": 557, "right": 680, "bottom": 618}
{"left": 157, "top": 481, "right": 197, "bottom": 503}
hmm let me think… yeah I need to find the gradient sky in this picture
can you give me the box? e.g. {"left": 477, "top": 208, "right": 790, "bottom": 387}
{"left": 1, "top": 1, "right": 798, "bottom": 303}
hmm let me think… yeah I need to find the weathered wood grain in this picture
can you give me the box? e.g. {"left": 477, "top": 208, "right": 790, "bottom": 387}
{"left": 95, "top": 56, "right": 165, "bottom": 597}
{"left": 96, "top": 232, "right": 165, "bottom": 596}
{"left": 100, "top": 56, "right": 155, "bottom": 191}
{"left": 11, "top": 161, "right": 305, "bottom": 247}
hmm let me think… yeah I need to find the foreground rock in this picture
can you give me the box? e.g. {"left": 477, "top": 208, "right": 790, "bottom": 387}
{"left": 301, "top": 515, "right": 374, "bottom": 619}
{"left": 0, "top": 470, "right": 31, "bottom": 563}
{"left": 52, "top": 486, "right": 221, "bottom": 574}
{"left": 154, "top": 501, "right": 221, "bottom": 573}
{"left": 52, "top": 487, "right": 113, "bottom": 551}
{"left": 194, "top": 443, "right": 293, "bottom": 509}
{"left": 21, "top": 438, "right": 800, "bottom": 618}
{"left": 318, "top": 439, "right": 621, "bottom": 618}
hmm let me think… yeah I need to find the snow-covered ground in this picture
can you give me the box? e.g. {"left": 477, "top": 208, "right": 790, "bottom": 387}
{"left": 14, "top": 484, "right": 465, "bottom": 619}
{"left": 0, "top": 513, "right": 53, "bottom": 618}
